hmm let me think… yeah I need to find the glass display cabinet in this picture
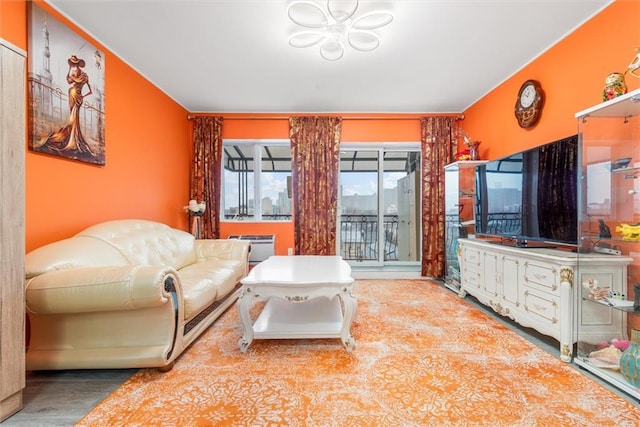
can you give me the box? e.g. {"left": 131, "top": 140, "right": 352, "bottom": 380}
{"left": 574, "top": 88, "right": 640, "bottom": 400}
{"left": 444, "top": 160, "right": 485, "bottom": 293}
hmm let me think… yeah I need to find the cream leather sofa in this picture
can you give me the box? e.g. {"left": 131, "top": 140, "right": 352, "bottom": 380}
{"left": 24, "top": 219, "right": 250, "bottom": 371}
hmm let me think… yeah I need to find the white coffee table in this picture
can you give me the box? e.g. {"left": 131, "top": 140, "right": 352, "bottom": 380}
{"left": 237, "top": 255, "right": 356, "bottom": 352}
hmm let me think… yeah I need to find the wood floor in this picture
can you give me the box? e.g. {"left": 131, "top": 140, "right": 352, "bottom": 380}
{"left": 1, "top": 369, "right": 136, "bottom": 426}
{"left": 2, "top": 292, "right": 636, "bottom": 425}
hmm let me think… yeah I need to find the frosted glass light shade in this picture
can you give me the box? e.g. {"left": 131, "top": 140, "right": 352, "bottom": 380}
{"left": 287, "top": 0, "right": 393, "bottom": 61}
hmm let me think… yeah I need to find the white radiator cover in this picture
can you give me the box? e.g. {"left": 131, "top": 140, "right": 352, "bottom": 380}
{"left": 228, "top": 235, "right": 276, "bottom": 263}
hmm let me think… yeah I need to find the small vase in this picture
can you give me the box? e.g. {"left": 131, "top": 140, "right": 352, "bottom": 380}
{"left": 469, "top": 141, "right": 481, "bottom": 161}
{"left": 619, "top": 329, "right": 640, "bottom": 387}
{"left": 190, "top": 215, "right": 202, "bottom": 239}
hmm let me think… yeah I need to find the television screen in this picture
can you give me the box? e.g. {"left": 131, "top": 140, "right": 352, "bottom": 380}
{"left": 474, "top": 135, "right": 578, "bottom": 247}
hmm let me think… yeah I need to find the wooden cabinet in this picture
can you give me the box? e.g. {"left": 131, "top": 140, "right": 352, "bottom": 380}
{"left": 459, "top": 238, "right": 630, "bottom": 363}
{"left": 0, "top": 38, "right": 26, "bottom": 422}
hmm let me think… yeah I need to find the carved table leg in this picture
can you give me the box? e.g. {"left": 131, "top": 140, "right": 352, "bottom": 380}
{"left": 339, "top": 285, "right": 357, "bottom": 351}
{"left": 237, "top": 286, "right": 255, "bottom": 353}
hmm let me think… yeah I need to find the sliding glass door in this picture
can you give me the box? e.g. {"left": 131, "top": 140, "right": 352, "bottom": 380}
{"left": 338, "top": 144, "right": 421, "bottom": 265}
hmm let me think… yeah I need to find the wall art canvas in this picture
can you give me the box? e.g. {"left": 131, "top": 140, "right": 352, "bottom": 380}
{"left": 28, "top": 3, "right": 106, "bottom": 165}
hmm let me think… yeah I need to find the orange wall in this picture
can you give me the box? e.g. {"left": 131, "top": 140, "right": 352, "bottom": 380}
{"left": 463, "top": 0, "right": 640, "bottom": 160}
{"left": 3, "top": 1, "right": 191, "bottom": 252}
{"left": 1, "top": 0, "right": 27, "bottom": 48}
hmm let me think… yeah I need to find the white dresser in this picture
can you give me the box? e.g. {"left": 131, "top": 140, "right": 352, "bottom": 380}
{"left": 458, "top": 238, "right": 631, "bottom": 362}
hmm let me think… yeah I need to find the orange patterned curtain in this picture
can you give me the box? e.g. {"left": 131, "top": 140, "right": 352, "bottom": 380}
{"left": 420, "top": 116, "right": 459, "bottom": 277}
{"left": 190, "top": 116, "right": 223, "bottom": 239}
{"left": 289, "top": 116, "right": 342, "bottom": 255}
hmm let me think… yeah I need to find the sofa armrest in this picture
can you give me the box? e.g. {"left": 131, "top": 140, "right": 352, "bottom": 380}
{"left": 195, "top": 239, "right": 251, "bottom": 264}
{"left": 26, "top": 265, "right": 180, "bottom": 315}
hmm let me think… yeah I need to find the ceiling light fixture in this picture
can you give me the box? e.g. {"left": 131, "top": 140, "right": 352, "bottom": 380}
{"left": 287, "top": 0, "right": 393, "bottom": 61}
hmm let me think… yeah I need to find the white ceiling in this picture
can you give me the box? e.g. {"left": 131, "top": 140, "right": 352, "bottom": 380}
{"left": 45, "top": 0, "right": 612, "bottom": 114}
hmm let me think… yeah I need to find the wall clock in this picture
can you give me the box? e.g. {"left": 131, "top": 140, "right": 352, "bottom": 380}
{"left": 514, "top": 80, "right": 544, "bottom": 129}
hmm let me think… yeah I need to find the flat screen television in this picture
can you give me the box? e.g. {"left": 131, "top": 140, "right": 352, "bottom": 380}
{"left": 474, "top": 135, "right": 578, "bottom": 247}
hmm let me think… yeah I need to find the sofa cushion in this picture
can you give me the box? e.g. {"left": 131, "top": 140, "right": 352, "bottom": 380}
{"left": 179, "top": 260, "right": 239, "bottom": 320}
{"left": 79, "top": 219, "right": 197, "bottom": 269}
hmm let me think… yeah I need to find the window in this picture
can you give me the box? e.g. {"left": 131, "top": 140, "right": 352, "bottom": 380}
{"left": 338, "top": 144, "right": 421, "bottom": 264}
{"left": 222, "top": 140, "right": 292, "bottom": 221}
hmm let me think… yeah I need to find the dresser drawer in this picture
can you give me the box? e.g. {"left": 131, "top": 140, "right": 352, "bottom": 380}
{"left": 462, "top": 247, "right": 481, "bottom": 271}
{"left": 523, "top": 287, "right": 560, "bottom": 326}
{"left": 462, "top": 266, "right": 481, "bottom": 289}
{"left": 523, "top": 261, "right": 559, "bottom": 295}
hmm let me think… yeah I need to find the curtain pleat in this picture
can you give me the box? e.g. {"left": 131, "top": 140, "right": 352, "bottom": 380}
{"left": 190, "top": 116, "right": 223, "bottom": 239}
{"left": 420, "top": 117, "right": 459, "bottom": 277}
{"left": 289, "top": 116, "right": 342, "bottom": 255}
{"left": 537, "top": 139, "right": 578, "bottom": 243}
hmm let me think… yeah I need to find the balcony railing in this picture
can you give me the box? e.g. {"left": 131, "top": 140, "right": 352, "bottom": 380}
{"left": 223, "top": 213, "right": 401, "bottom": 261}
{"left": 340, "top": 214, "right": 399, "bottom": 261}
{"left": 484, "top": 212, "right": 522, "bottom": 235}
{"left": 224, "top": 213, "right": 292, "bottom": 221}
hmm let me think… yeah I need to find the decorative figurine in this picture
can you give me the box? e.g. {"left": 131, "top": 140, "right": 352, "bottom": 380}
{"left": 459, "top": 129, "right": 481, "bottom": 161}
{"left": 625, "top": 47, "right": 640, "bottom": 79}
{"left": 598, "top": 219, "right": 612, "bottom": 238}
{"left": 602, "top": 72, "right": 627, "bottom": 102}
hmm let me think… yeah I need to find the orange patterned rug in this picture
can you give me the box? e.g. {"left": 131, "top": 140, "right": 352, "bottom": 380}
{"left": 77, "top": 280, "right": 640, "bottom": 426}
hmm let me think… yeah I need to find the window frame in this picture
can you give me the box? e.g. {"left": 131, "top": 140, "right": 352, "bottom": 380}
{"left": 221, "top": 139, "right": 292, "bottom": 223}
{"left": 338, "top": 142, "right": 422, "bottom": 266}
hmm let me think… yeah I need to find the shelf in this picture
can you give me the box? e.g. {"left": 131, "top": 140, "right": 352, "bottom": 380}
{"left": 576, "top": 88, "right": 640, "bottom": 119}
{"left": 444, "top": 160, "right": 488, "bottom": 169}
{"left": 581, "top": 234, "right": 640, "bottom": 244}
{"left": 583, "top": 297, "right": 639, "bottom": 313}
{"left": 253, "top": 297, "right": 344, "bottom": 339}
{"left": 611, "top": 166, "right": 639, "bottom": 175}
{"left": 575, "top": 357, "right": 640, "bottom": 401}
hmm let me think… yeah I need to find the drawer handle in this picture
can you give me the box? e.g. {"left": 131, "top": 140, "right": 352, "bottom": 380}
{"left": 533, "top": 273, "right": 548, "bottom": 280}
{"left": 533, "top": 303, "right": 547, "bottom": 312}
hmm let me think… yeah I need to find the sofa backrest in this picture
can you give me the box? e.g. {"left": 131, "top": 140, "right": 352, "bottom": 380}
{"left": 25, "top": 235, "right": 130, "bottom": 279}
{"left": 26, "top": 220, "right": 197, "bottom": 279}
{"left": 78, "top": 219, "right": 197, "bottom": 269}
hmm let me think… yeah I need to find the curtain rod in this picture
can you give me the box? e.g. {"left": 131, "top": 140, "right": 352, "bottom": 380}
{"left": 187, "top": 114, "right": 465, "bottom": 121}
